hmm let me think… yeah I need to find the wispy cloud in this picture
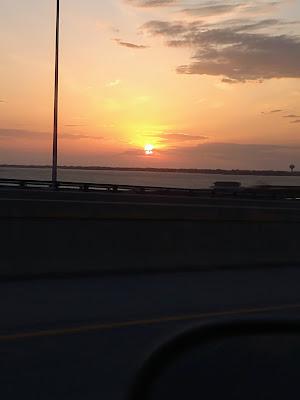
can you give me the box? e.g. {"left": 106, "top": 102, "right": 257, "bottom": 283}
{"left": 0, "top": 129, "right": 102, "bottom": 141}
{"left": 181, "top": 4, "right": 242, "bottom": 18}
{"left": 180, "top": 1, "right": 282, "bottom": 19}
{"left": 147, "top": 132, "right": 208, "bottom": 143}
{"left": 238, "top": 1, "right": 281, "bottom": 16}
{"left": 61, "top": 134, "right": 103, "bottom": 140}
{"left": 64, "top": 124, "right": 86, "bottom": 127}
{"left": 262, "top": 109, "right": 283, "bottom": 114}
{"left": 106, "top": 79, "right": 121, "bottom": 87}
{"left": 114, "top": 38, "right": 148, "bottom": 49}
{"left": 283, "top": 114, "right": 300, "bottom": 118}
{"left": 291, "top": 120, "right": 300, "bottom": 124}
{"left": 125, "top": 0, "right": 177, "bottom": 7}
{"left": 0, "top": 129, "right": 49, "bottom": 140}
{"left": 141, "top": 20, "right": 200, "bottom": 36}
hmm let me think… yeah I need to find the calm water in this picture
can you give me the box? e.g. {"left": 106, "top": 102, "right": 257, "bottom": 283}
{"left": 1, "top": 167, "right": 300, "bottom": 189}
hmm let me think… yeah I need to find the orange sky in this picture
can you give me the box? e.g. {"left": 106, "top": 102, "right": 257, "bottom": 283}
{"left": 1, "top": 0, "right": 300, "bottom": 169}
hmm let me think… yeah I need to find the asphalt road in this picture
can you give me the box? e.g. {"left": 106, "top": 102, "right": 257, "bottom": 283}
{"left": 1, "top": 267, "right": 300, "bottom": 399}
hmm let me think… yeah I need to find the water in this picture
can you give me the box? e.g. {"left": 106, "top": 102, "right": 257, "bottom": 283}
{"left": 1, "top": 167, "right": 300, "bottom": 189}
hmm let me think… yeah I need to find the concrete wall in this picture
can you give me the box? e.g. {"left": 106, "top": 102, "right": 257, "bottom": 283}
{"left": 1, "top": 195, "right": 300, "bottom": 277}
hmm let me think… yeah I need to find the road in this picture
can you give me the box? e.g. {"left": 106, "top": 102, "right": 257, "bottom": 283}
{"left": 1, "top": 266, "right": 300, "bottom": 399}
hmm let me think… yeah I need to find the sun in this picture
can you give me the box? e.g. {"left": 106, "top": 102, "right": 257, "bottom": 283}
{"left": 144, "top": 144, "right": 154, "bottom": 155}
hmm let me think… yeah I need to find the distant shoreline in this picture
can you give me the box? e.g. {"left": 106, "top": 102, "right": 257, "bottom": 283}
{"left": 0, "top": 164, "right": 298, "bottom": 177}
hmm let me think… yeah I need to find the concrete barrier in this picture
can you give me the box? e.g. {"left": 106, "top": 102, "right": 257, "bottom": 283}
{"left": 1, "top": 192, "right": 300, "bottom": 278}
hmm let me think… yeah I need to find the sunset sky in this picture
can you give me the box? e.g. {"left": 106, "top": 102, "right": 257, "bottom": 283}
{"left": 1, "top": 0, "right": 300, "bottom": 169}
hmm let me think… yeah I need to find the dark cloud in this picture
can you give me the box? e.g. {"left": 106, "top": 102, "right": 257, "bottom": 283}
{"left": 114, "top": 38, "right": 148, "bottom": 49}
{"left": 176, "top": 31, "right": 300, "bottom": 82}
{"left": 142, "top": 19, "right": 300, "bottom": 83}
{"left": 163, "top": 142, "right": 300, "bottom": 169}
{"left": 169, "top": 142, "right": 291, "bottom": 157}
{"left": 125, "top": 0, "right": 177, "bottom": 7}
{"left": 0, "top": 100, "right": 6, "bottom": 103}
{"left": 222, "top": 78, "right": 240, "bottom": 84}
{"left": 283, "top": 114, "right": 300, "bottom": 118}
{"left": 291, "top": 120, "right": 300, "bottom": 124}
{"left": 119, "top": 142, "right": 300, "bottom": 169}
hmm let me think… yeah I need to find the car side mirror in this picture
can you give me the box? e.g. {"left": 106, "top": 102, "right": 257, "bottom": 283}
{"left": 128, "top": 321, "right": 300, "bottom": 400}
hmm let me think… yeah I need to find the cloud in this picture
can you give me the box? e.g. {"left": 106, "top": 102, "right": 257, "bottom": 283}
{"left": 0, "top": 129, "right": 102, "bottom": 141}
{"left": 120, "top": 148, "right": 146, "bottom": 157}
{"left": 61, "top": 134, "right": 103, "bottom": 140}
{"left": 0, "top": 100, "right": 5, "bottom": 103}
{"left": 176, "top": 32, "right": 300, "bottom": 82}
{"left": 141, "top": 20, "right": 200, "bottom": 36}
{"left": 119, "top": 141, "right": 300, "bottom": 169}
{"left": 181, "top": 4, "right": 241, "bottom": 18}
{"left": 114, "top": 38, "right": 148, "bottom": 49}
{"left": 142, "top": 19, "right": 300, "bottom": 83}
{"left": 261, "top": 109, "right": 284, "bottom": 115}
{"left": 168, "top": 142, "right": 291, "bottom": 157}
{"left": 162, "top": 133, "right": 208, "bottom": 141}
{"left": 125, "top": 0, "right": 177, "bottom": 7}
{"left": 262, "top": 109, "right": 283, "bottom": 114}
{"left": 147, "top": 132, "right": 208, "bottom": 143}
{"left": 239, "top": 1, "right": 281, "bottom": 16}
{"left": 283, "top": 114, "right": 300, "bottom": 118}
{"left": 64, "top": 124, "right": 86, "bottom": 127}
{"left": 181, "top": 2, "right": 281, "bottom": 18}
{"left": 0, "top": 129, "right": 49, "bottom": 140}
{"left": 143, "top": 18, "right": 300, "bottom": 36}
{"left": 106, "top": 79, "right": 121, "bottom": 87}
{"left": 291, "top": 120, "right": 300, "bottom": 124}
{"left": 120, "top": 148, "right": 163, "bottom": 158}
{"left": 222, "top": 78, "right": 240, "bottom": 84}
{"left": 163, "top": 142, "right": 300, "bottom": 169}
{"left": 233, "top": 19, "right": 296, "bottom": 32}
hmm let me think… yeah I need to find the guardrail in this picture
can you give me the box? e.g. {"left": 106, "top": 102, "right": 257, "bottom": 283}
{"left": 0, "top": 178, "right": 210, "bottom": 196}
{"left": 1, "top": 178, "right": 300, "bottom": 199}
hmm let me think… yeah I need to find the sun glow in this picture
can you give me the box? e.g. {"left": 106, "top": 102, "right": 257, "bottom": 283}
{"left": 144, "top": 144, "right": 154, "bottom": 155}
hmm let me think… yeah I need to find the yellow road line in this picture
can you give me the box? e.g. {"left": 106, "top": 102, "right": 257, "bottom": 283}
{"left": 1, "top": 303, "right": 300, "bottom": 342}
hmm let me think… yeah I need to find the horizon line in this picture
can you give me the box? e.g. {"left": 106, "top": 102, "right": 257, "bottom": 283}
{"left": 0, "top": 164, "right": 298, "bottom": 175}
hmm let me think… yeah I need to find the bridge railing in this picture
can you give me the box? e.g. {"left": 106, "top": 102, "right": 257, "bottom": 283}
{"left": 0, "top": 178, "right": 210, "bottom": 196}
{"left": 1, "top": 178, "right": 300, "bottom": 199}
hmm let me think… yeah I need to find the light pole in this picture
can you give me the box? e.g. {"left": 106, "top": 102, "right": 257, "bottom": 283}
{"left": 52, "top": 0, "right": 60, "bottom": 187}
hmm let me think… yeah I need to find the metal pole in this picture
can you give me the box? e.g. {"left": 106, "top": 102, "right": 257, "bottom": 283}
{"left": 52, "top": 0, "right": 60, "bottom": 187}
